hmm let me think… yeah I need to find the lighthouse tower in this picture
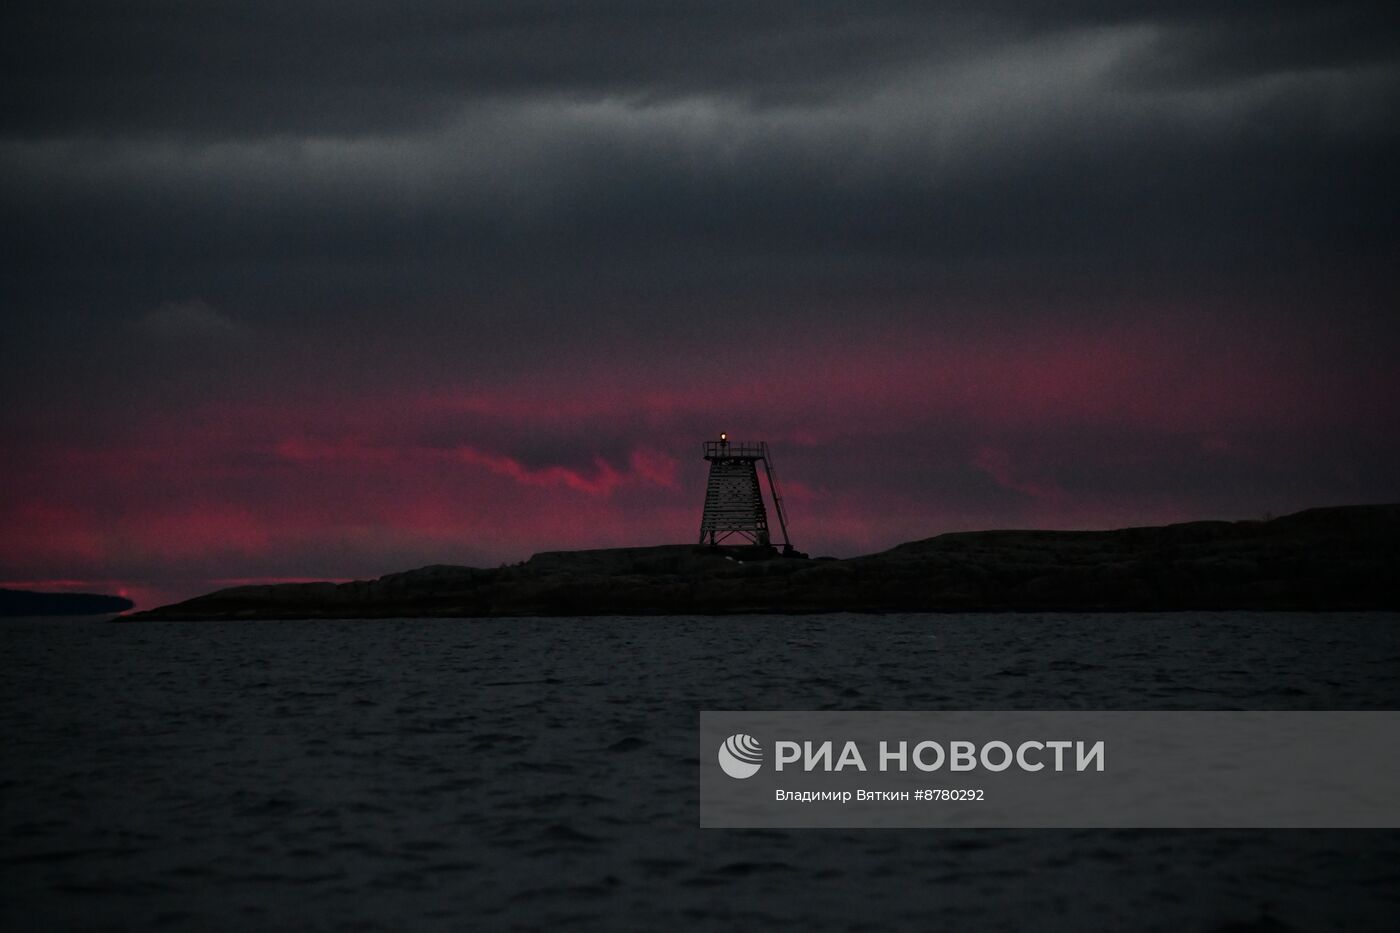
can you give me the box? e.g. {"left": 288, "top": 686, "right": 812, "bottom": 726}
{"left": 698, "top": 433, "right": 793, "bottom": 553}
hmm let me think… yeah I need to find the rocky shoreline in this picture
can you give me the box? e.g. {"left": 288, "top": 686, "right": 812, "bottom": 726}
{"left": 124, "top": 505, "right": 1400, "bottom": 620}
{"left": 1, "top": 589, "right": 134, "bottom": 617}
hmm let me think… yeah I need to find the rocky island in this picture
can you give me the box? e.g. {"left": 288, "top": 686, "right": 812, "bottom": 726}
{"left": 1, "top": 588, "right": 134, "bottom": 617}
{"left": 123, "top": 505, "right": 1400, "bottom": 620}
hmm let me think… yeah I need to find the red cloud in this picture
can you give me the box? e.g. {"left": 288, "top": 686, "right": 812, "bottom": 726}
{"left": 3, "top": 314, "right": 1394, "bottom": 606}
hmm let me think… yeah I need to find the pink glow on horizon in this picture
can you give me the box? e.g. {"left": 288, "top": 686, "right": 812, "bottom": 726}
{"left": 3, "top": 316, "right": 1395, "bottom": 608}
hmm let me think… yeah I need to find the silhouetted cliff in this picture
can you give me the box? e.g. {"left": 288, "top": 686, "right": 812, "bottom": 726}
{"left": 124, "top": 505, "right": 1400, "bottom": 620}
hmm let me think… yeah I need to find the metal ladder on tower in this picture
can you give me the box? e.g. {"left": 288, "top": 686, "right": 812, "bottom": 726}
{"left": 759, "top": 441, "right": 794, "bottom": 554}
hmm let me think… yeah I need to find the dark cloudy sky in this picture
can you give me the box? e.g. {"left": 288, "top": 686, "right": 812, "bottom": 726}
{"left": 3, "top": 2, "right": 1398, "bottom": 607}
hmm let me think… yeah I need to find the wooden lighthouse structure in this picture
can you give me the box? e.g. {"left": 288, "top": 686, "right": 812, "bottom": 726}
{"left": 698, "top": 433, "right": 794, "bottom": 554}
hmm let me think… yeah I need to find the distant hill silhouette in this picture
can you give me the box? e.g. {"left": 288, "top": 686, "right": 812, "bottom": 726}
{"left": 1, "top": 588, "right": 134, "bottom": 617}
{"left": 124, "top": 504, "right": 1400, "bottom": 620}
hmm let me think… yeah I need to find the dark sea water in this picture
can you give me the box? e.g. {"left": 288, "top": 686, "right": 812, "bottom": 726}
{"left": 3, "top": 613, "right": 1399, "bottom": 932}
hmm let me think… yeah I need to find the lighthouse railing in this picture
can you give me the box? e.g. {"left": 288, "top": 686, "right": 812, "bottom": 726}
{"left": 702, "top": 441, "right": 766, "bottom": 459}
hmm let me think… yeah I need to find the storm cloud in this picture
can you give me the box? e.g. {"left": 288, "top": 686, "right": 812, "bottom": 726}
{"left": 3, "top": 2, "right": 1397, "bottom": 605}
